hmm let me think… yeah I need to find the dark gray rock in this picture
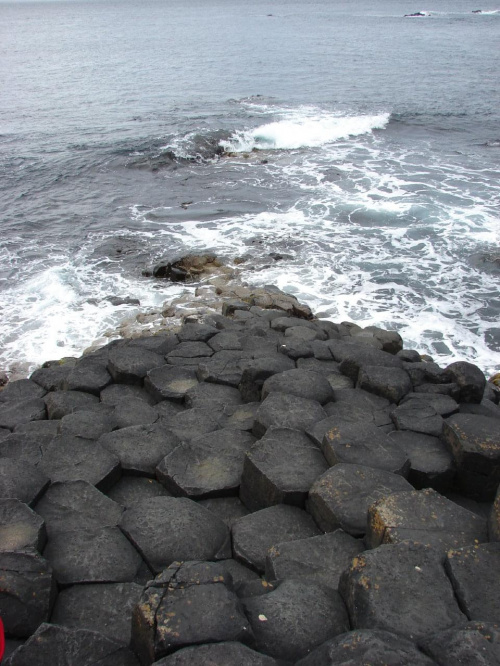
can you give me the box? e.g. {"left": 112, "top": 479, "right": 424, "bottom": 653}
{"left": 253, "top": 392, "right": 327, "bottom": 438}
{"left": 217, "top": 558, "right": 261, "bottom": 593}
{"left": 490, "top": 486, "right": 500, "bottom": 541}
{"left": 339, "top": 542, "right": 465, "bottom": 640}
{"left": 366, "top": 488, "right": 488, "bottom": 552}
{"left": 166, "top": 341, "right": 213, "bottom": 360}
{"left": 100, "top": 383, "right": 157, "bottom": 406}
{"left": 239, "top": 427, "right": 328, "bottom": 510}
{"left": 390, "top": 400, "right": 444, "bottom": 437}
{"left": 207, "top": 331, "right": 244, "bottom": 352}
{"left": 156, "top": 429, "right": 255, "bottom": 499}
{"left": 106, "top": 476, "right": 171, "bottom": 508}
{"left": 50, "top": 582, "right": 143, "bottom": 645}
{"left": 388, "top": 430, "right": 455, "bottom": 491}
{"left": 0, "top": 551, "right": 56, "bottom": 638}
{"left": 296, "top": 629, "right": 437, "bottom": 666}
{"left": 223, "top": 402, "right": 260, "bottom": 431}
{"left": 358, "top": 365, "right": 412, "bottom": 403}
{"left": 184, "top": 382, "right": 242, "bottom": 409}
{"left": 99, "top": 424, "right": 180, "bottom": 477}
{"left": 445, "top": 542, "right": 500, "bottom": 622}
{"left": 362, "top": 327, "right": 403, "bottom": 354}
{"left": 58, "top": 408, "right": 117, "bottom": 440}
{"left": 151, "top": 642, "right": 278, "bottom": 666}
{"left": 442, "top": 413, "right": 500, "bottom": 500}
{"left": 198, "top": 497, "right": 250, "bottom": 528}
{"left": 145, "top": 365, "right": 199, "bottom": 401}
{"left": 112, "top": 398, "right": 160, "bottom": 429}
{"left": 154, "top": 400, "right": 185, "bottom": 421}
{"left": 39, "top": 435, "right": 121, "bottom": 490}
{"left": 308, "top": 463, "right": 412, "bottom": 536}
{"left": 0, "top": 398, "right": 46, "bottom": 430}
{"left": 444, "top": 361, "right": 486, "bottom": 403}
{"left": 243, "top": 579, "right": 349, "bottom": 662}
{"left": 232, "top": 504, "right": 321, "bottom": 573}
{"left": 397, "top": 349, "right": 422, "bottom": 362}
{"left": 0, "top": 427, "right": 10, "bottom": 440}
{"left": 13, "top": 419, "right": 60, "bottom": 436}
{"left": 0, "top": 432, "right": 48, "bottom": 466}
{"left": 418, "top": 621, "right": 500, "bottom": 666}
{"left": 339, "top": 347, "right": 403, "bottom": 382}
{"left": 271, "top": 316, "right": 318, "bottom": 333}
{"left": 197, "top": 350, "right": 251, "bottom": 387}
{"left": 403, "top": 361, "right": 447, "bottom": 387}
{"left": 177, "top": 323, "right": 219, "bottom": 342}
{"left": 131, "top": 561, "right": 253, "bottom": 664}
{"left": 30, "top": 363, "right": 75, "bottom": 392}
{"left": 129, "top": 334, "right": 179, "bottom": 356}
{"left": 239, "top": 355, "right": 295, "bottom": 402}
{"left": 5, "top": 623, "right": 140, "bottom": 665}
{"left": 330, "top": 388, "right": 390, "bottom": 411}
{"left": 166, "top": 407, "right": 223, "bottom": 441}
{"left": 318, "top": 421, "right": 410, "bottom": 475}
{"left": 415, "top": 382, "right": 460, "bottom": 399}
{"left": 44, "top": 526, "right": 143, "bottom": 584}
{"left": 44, "top": 390, "right": 99, "bottom": 420}
{"left": 265, "top": 530, "right": 364, "bottom": 591}
{"left": 34, "top": 480, "right": 123, "bottom": 537}
{"left": 400, "top": 392, "right": 459, "bottom": 416}
{"left": 0, "top": 458, "right": 49, "bottom": 505}
{"left": 284, "top": 326, "right": 326, "bottom": 342}
{"left": 0, "top": 379, "right": 46, "bottom": 403}
{"left": 460, "top": 399, "right": 500, "bottom": 420}
{"left": 0, "top": 499, "right": 46, "bottom": 553}
{"left": 119, "top": 496, "right": 231, "bottom": 574}
{"left": 62, "top": 358, "right": 112, "bottom": 395}
{"left": 108, "top": 346, "right": 165, "bottom": 385}
{"left": 261, "top": 369, "right": 334, "bottom": 405}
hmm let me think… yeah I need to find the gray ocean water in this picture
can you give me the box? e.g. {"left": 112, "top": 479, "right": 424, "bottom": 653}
{"left": 0, "top": 0, "right": 499, "bottom": 375}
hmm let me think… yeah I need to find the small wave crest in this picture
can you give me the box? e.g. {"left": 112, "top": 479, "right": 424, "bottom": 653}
{"left": 220, "top": 111, "right": 391, "bottom": 153}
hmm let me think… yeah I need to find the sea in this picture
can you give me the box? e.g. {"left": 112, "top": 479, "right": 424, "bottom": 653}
{"left": 0, "top": 0, "right": 499, "bottom": 378}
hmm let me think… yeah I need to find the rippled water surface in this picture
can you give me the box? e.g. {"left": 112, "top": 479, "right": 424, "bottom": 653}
{"left": 1, "top": 0, "right": 499, "bottom": 374}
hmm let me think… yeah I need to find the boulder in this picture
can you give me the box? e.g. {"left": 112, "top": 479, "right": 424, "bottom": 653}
{"left": 441, "top": 413, "right": 500, "bottom": 500}
{"left": 0, "top": 499, "right": 46, "bottom": 553}
{"left": 231, "top": 504, "right": 321, "bottom": 573}
{"left": 253, "top": 392, "right": 327, "bottom": 438}
{"left": 388, "top": 431, "right": 455, "bottom": 491}
{"left": 156, "top": 429, "right": 255, "bottom": 499}
{"left": 43, "top": 526, "right": 143, "bottom": 585}
{"left": 265, "top": 530, "right": 364, "bottom": 591}
{"left": 30, "top": 363, "right": 75, "bottom": 392}
{"left": 44, "top": 390, "right": 98, "bottom": 420}
{"left": 99, "top": 424, "right": 180, "bottom": 477}
{"left": 62, "top": 358, "right": 112, "bottom": 395}
{"left": 0, "top": 551, "right": 56, "bottom": 638}
{"left": 50, "top": 582, "right": 143, "bottom": 645}
{"left": 358, "top": 365, "right": 412, "bottom": 403}
{"left": 131, "top": 561, "right": 253, "bottom": 664}
{"left": 119, "top": 497, "right": 231, "bottom": 574}
{"left": 308, "top": 464, "right": 412, "bottom": 536}
{"left": 239, "top": 427, "right": 329, "bottom": 510}
{"left": 445, "top": 542, "right": 500, "bottom": 622}
{"left": 106, "top": 476, "right": 171, "bottom": 509}
{"left": 366, "top": 488, "right": 488, "bottom": 552}
{"left": 107, "top": 346, "right": 165, "bottom": 385}
{"left": 339, "top": 542, "right": 465, "bottom": 640}
{"left": 145, "top": 365, "right": 199, "bottom": 401}
{"left": 444, "top": 361, "right": 486, "bottom": 403}
{"left": 243, "top": 579, "right": 349, "bottom": 662}
{"left": 0, "top": 398, "right": 46, "bottom": 431}
{"left": 0, "top": 458, "right": 49, "bottom": 505}
{"left": 5, "top": 623, "right": 140, "bottom": 665}
{"left": 418, "top": 621, "right": 500, "bottom": 665}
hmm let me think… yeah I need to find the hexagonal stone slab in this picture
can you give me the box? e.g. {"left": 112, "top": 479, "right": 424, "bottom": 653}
{"left": 0, "top": 379, "right": 46, "bottom": 403}
{"left": 388, "top": 431, "right": 455, "bottom": 491}
{"left": 152, "top": 642, "right": 279, "bottom": 666}
{"left": 177, "top": 323, "right": 219, "bottom": 342}
{"left": 390, "top": 400, "right": 444, "bottom": 437}
{"left": 308, "top": 464, "right": 412, "bottom": 536}
{"left": 261, "top": 369, "right": 334, "bottom": 405}
{"left": 38, "top": 435, "right": 120, "bottom": 490}
{"left": 366, "top": 488, "right": 488, "bottom": 552}
{"left": 100, "top": 383, "right": 157, "bottom": 406}
{"left": 443, "top": 361, "right": 486, "bottom": 403}
{"left": 44, "top": 390, "right": 99, "bottom": 419}
{"left": 184, "top": 382, "right": 242, "bottom": 409}
{"left": 358, "top": 365, "right": 412, "bottom": 403}
{"left": 107, "top": 345, "right": 165, "bottom": 385}
{"left": 232, "top": 504, "right": 321, "bottom": 573}
{"left": 5, "top": 623, "right": 140, "bottom": 666}
{"left": 198, "top": 497, "right": 250, "bottom": 528}
{"left": 156, "top": 429, "right": 255, "bottom": 499}
{"left": 44, "top": 526, "right": 143, "bottom": 585}
{"left": 58, "top": 408, "right": 116, "bottom": 440}
{"left": 339, "top": 542, "right": 465, "bottom": 640}
{"left": 445, "top": 542, "right": 500, "bottom": 622}
{"left": 0, "top": 458, "right": 49, "bottom": 505}
{"left": 253, "top": 392, "right": 327, "bottom": 438}
{"left": 239, "top": 355, "right": 296, "bottom": 402}
{"left": 34, "top": 480, "right": 123, "bottom": 537}
{"left": 0, "top": 499, "right": 46, "bottom": 553}
{"left": 62, "top": 357, "right": 112, "bottom": 395}
{"left": 30, "top": 361, "right": 76, "bottom": 392}
{"left": 418, "top": 621, "right": 500, "bottom": 666}
{"left": 197, "top": 350, "right": 252, "bottom": 387}
{"left": 166, "top": 407, "right": 223, "bottom": 441}
{"left": 131, "top": 561, "right": 253, "bottom": 664}
{"left": 0, "top": 551, "right": 56, "bottom": 638}
{"left": 119, "top": 497, "right": 231, "bottom": 574}
{"left": 106, "top": 476, "right": 171, "bottom": 508}
{"left": 145, "top": 365, "right": 199, "bottom": 401}
{"left": 442, "top": 413, "right": 500, "bottom": 500}
{"left": 265, "top": 530, "right": 364, "bottom": 591}
{"left": 0, "top": 398, "right": 46, "bottom": 431}
{"left": 112, "top": 398, "right": 160, "bottom": 429}
{"left": 239, "top": 427, "right": 329, "bottom": 510}
{"left": 0, "top": 432, "right": 48, "bottom": 467}
{"left": 296, "top": 629, "right": 437, "bottom": 666}
{"left": 317, "top": 421, "right": 410, "bottom": 475}
{"left": 338, "top": 347, "right": 403, "bottom": 381}
{"left": 99, "top": 424, "right": 180, "bottom": 477}
{"left": 243, "top": 579, "right": 349, "bottom": 662}
{"left": 50, "top": 582, "right": 143, "bottom": 645}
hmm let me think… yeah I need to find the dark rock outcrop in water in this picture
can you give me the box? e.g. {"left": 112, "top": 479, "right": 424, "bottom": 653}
{"left": 2, "top": 284, "right": 500, "bottom": 664}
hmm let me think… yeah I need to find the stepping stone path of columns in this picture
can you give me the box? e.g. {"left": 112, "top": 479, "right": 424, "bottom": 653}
{"left": 1, "top": 286, "right": 500, "bottom": 665}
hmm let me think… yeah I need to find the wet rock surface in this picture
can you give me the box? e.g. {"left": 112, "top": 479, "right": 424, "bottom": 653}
{"left": 1, "top": 285, "right": 498, "bottom": 664}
